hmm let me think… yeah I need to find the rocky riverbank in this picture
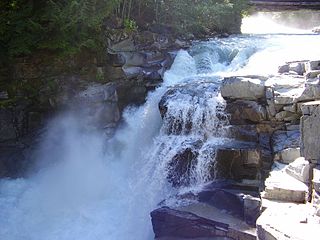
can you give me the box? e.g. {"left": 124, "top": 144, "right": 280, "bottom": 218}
{"left": 151, "top": 59, "right": 320, "bottom": 239}
{"left": 0, "top": 29, "right": 193, "bottom": 178}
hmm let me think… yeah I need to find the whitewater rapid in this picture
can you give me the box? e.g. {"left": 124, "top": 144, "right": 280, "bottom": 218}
{"left": 1, "top": 18, "right": 320, "bottom": 240}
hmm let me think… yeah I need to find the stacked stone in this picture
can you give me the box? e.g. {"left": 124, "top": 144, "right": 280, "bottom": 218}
{"left": 221, "top": 60, "right": 320, "bottom": 203}
{"left": 221, "top": 76, "right": 283, "bottom": 186}
{"left": 301, "top": 100, "right": 320, "bottom": 217}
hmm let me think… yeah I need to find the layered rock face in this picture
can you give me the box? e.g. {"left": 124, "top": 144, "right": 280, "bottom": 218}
{"left": 0, "top": 31, "right": 186, "bottom": 178}
{"left": 220, "top": 61, "right": 320, "bottom": 240}
{"left": 151, "top": 59, "right": 320, "bottom": 239}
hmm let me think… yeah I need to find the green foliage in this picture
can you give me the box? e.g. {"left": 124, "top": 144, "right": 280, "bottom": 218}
{"left": 123, "top": 18, "right": 137, "bottom": 32}
{"left": 95, "top": 69, "right": 104, "bottom": 82}
{"left": 0, "top": 0, "right": 118, "bottom": 59}
{"left": 0, "top": 0, "right": 249, "bottom": 60}
{"left": 155, "top": 0, "right": 248, "bottom": 34}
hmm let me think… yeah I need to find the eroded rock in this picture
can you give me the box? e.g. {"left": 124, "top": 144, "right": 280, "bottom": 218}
{"left": 262, "top": 163, "right": 309, "bottom": 203}
{"left": 285, "top": 157, "right": 313, "bottom": 184}
{"left": 226, "top": 100, "right": 267, "bottom": 124}
{"left": 221, "top": 76, "right": 266, "bottom": 101}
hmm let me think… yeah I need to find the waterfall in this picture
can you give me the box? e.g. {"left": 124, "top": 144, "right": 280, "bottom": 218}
{"left": 1, "top": 18, "right": 320, "bottom": 240}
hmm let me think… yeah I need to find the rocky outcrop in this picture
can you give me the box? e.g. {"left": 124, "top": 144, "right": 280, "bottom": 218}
{"left": 300, "top": 101, "right": 320, "bottom": 163}
{"left": 225, "top": 100, "right": 267, "bottom": 124}
{"left": 256, "top": 201, "right": 320, "bottom": 240}
{"left": 218, "top": 60, "right": 320, "bottom": 240}
{"left": 74, "top": 83, "right": 120, "bottom": 137}
{"left": 262, "top": 162, "right": 309, "bottom": 203}
{"left": 0, "top": 30, "right": 185, "bottom": 178}
{"left": 151, "top": 181, "right": 259, "bottom": 239}
{"left": 150, "top": 51, "right": 320, "bottom": 238}
{"left": 300, "top": 101, "right": 320, "bottom": 218}
{"left": 221, "top": 76, "right": 266, "bottom": 101}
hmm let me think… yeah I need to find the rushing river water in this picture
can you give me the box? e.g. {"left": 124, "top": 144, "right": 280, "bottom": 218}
{"left": 1, "top": 15, "right": 320, "bottom": 240}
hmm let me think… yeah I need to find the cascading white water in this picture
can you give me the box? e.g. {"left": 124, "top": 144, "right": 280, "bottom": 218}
{"left": 1, "top": 15, "right": 320, "bottom": 240}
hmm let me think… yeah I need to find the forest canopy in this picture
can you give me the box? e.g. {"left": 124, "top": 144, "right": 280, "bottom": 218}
{"left": 0, "top": 0, "right": 248, "bottom": 59}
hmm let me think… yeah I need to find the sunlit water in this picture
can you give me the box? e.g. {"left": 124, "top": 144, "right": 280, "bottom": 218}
{"left": 1, "top": 15, "right": 320, "bottom": 240}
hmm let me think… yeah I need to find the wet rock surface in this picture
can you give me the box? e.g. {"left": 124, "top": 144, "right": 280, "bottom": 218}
{"left": 154, "top": 59, "right": 320, "bottom": 240}
{"left": 0, "top": 31, "right": 183, "bottom": 178}
{"left": 151, "top": 181, "right": 259, "bottom": 240}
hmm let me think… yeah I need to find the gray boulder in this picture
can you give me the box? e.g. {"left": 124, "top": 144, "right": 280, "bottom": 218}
{"left": 221, "top": 76, "right": 265, "bottom": 100}
{"left": 300, "top": 101, "right": 320, "bottom": 162}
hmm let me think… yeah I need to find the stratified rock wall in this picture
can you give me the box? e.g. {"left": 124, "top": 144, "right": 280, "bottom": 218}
{"left": 219, "top": 60, "right": 320, "bottom": 240}
{"left": 0, "top": 31, "right": 185, "bottom": 178}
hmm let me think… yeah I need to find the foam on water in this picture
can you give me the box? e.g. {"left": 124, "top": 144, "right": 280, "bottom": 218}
{"left": 1, "top": 19, "right": 320, "bottom": 239}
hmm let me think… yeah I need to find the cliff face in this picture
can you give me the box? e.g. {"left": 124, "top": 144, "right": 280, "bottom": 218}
{"left": 151, "top": 59, "right": 320, "bottom": 239}
{"left": 0, "top": 29, "right": 193, "bottom": 178}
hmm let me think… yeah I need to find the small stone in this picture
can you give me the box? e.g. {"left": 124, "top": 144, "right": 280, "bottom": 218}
{"left": 278, "top": 64, "right": 289, "bottom": 73}
{"left": 274, "top": 148, "right": 301, "bottom": 164}
{"left": 305, "top": 70, "right": 320, "bottom": 79}
{"left": 312, "top": 27, "right": 320, "bottom": 34}
{"left": 289, "top": 62, "right": 305, "bottom": 75}
{"left": 305, "top": 60, "right": 320, "bottom": 71}
{"left": 285, "top": 157, "right": 313, "bottom": 183}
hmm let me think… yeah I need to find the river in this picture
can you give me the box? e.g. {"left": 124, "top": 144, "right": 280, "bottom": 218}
{"left": 1, "top": 14, "right": 320, "bottom": 240}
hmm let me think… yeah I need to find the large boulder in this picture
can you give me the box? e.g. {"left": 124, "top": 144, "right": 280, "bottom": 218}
{"left": 151, "top": 207, "right": 231, "bottom": 239}
{"left": 257, "top": 202, "right": 319, "bottom": 240}
{"left": 221, "top": 76, "right": 266, "bottom": 101}
{"left": 151, "top": 204, "right": 257, "bottom": 240}
{"left": 225, "top": 100, "right": 267, "bottom": 124}
{"left": 199, "top": 181, "right": 261, "bottom": 225}
{"left": 262, "top": 163, "right": 309, "bottom": 203}
{"left": 300, "top": 101, "right": 320, "bottom": 163}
